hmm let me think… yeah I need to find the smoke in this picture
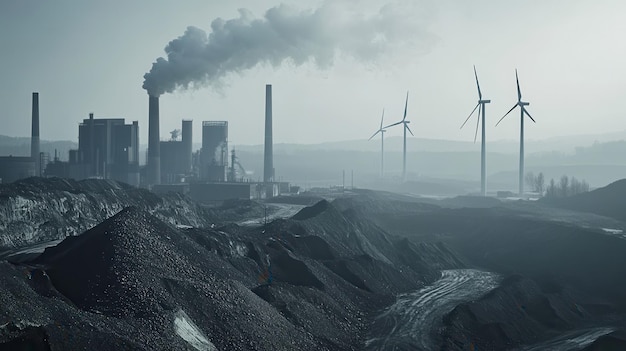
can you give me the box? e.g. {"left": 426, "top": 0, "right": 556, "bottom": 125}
{"left": 143, "top": 1, "right": 434, "bottom": 97}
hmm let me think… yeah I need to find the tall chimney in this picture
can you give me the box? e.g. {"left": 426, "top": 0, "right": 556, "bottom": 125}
{"left": 31, "top": 92, "right": 40, "bottom": 176}
{"left": 263, "top": 84, "right": 273, "bottom": 183}
{"left": 148, "top": 95, "right": 161, "bottom": 185}
{"left": 89, "top": 112, "right": 95, "bottom": 176}
{"left": 181, "top": 120, "right": 193, "bottom": 173}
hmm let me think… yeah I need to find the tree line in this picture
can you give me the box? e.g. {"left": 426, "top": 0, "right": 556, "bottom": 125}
{"left": 524, "top": 172, "right": 590, "bottom": 198}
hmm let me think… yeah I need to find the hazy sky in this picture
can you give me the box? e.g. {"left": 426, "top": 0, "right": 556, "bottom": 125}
{"left": 1, "top": 0, "right": 625, "bottom": 147}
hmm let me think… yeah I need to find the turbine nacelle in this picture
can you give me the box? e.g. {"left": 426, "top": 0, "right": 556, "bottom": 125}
{"left": 518, "top": 101, "right": 529, "bottom": 106}
{"left": 479, "top": 99, "right": 491, "bottom": 104}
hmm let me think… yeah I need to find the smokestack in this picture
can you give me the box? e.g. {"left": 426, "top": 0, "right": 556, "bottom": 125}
{"left": 31, "top": 92, "right": 40, "bottom": 176}
{"left": 148, "top": 95, "right": 161, "bottom": 185}
{"left": 263, "top": 84, "right": 273, "bottom": 183}
{"left": 182, "top": 120, "right": 192, "bottom": 173}
{"left": 89, "top": 112, "right": 95, "bottom": 176}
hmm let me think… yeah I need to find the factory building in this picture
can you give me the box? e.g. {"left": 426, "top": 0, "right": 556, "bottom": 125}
{"left": 45, "top": 114, "right": 140, "bottom": 186}
{"left": 0, "top": 156, "right": 36, "bottom": 183}
{"left": 0, "top": 92, "right": 39, "bottom": 183}
{"left": 200, "top": 121, "right": 228, "bottom": 182}
{"left": 76, "top": 115, "right": 140, "bottom": 185}
{"left": 160, "top": 120, "right": 193, "bottom": 184}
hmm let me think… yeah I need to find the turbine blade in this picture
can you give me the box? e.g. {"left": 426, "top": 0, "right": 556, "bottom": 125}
{"left": 474, "top": 104, "right": 481, "bottom": 143}
{"left": 460, "top": 103, "right": 480, "bottom": 129}
{"left": 523, "top": 107, "right": 536, "bottom": 123}
{"left": 495, "top": 104, "right": 518, "bottom": 126}
{"left": 516, "top": 69, "right": 522, "bottom": 102}
{"left": 384, "top": 121, "right": 403, "bottom": 129}
{"left": 474, "top": 65, "right": 482, "bottom": 100}
{"left": 368, "top": 130, "right": 381, "bottom": 141}
{"left": 405, "top": 123, "right": 414, "bottom": 136}
{"left": 403, "top": 91, "right": 409, "bottom": 121}
{"left": 380, "top": 108, "right": 385, "bottom": 129}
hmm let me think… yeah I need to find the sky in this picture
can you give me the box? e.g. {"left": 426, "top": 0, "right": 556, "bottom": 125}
{"left": 0, "top": 0, "right": 625, "bottom": 147}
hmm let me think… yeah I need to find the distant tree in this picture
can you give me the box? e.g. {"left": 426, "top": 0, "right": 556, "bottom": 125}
{"left": 581, "top": 180, "right": 590, "bottom": 193}
{"left": 570, "top": 177, "right": 581, "bottom": 196}
{"left": 535, "top": 172, "right": 545, "bottom": 195}
{"left": 559, "top": 175, "right": 569, "bottom": 197}
{"left": 525, "top": 172, "right": 536, "bottom": 191}
{"left": 546, "top": 178, "right": 557, "bottom": 198}
{"left": 545, "top": 175, "right": 590, "bottom": 198}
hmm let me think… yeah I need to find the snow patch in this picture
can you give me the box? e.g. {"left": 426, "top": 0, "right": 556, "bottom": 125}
{"left": 601, "top": 228, "right": 623, "bottom": 235}
{"left": 174, "top": 310, "right": 217, "bottom": 351}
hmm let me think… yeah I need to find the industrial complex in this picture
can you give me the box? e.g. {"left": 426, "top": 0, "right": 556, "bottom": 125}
{"left": 1, "top": 85, "right": 293, "bottom": 203}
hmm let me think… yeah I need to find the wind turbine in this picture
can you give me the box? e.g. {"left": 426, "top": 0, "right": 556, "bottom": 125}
{"left": 495, "top": 69, "right": 535, "bottom": 196}
{"left": 368, "top": 109, "right": 386, "bottom": 178}
{"left": 460, "top": 66, "right": 491, "bottom": 196}
{"left": 385, "top": 92, "right": 413, "bottom": 182}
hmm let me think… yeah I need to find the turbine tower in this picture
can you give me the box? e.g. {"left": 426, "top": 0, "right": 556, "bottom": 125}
{"left": 368, "top": 109, "right": 386, "bottom": 178}
{"left": 495, "top": 69, "right": 536, "bottom": 197}
{"left": 385, "top": 92, "right": 413, "bottom": 182}
{"left": 460, "top": 66, "right": 491, "bottom": 196}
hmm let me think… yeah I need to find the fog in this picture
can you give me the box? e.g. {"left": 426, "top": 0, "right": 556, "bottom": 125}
{"left": 0, "top": 0, "right": 625, "bottom": 147}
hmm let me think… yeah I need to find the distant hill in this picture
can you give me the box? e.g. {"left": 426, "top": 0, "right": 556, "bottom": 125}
{"left": 542, "top": 179, "right": 626, "bottom": 221}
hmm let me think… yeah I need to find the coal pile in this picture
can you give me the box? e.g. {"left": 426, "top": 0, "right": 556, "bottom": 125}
{"left": 0, "top": 177, "right": 267, "bottom": 251}
{"left": 1, "top": 194, "right": 465, "bottom": 349}
{"left": 441, "top": 275, "right": 587, "bottom": 350}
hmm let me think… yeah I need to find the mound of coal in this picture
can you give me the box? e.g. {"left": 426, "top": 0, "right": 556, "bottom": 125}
{"left": 441, "top": 275, "right": 586, "bottom": 350}
{"left": 23, "top": 207, "right": 325, "bottom": 350}
{"left": 0, "top": 177, "right": 212, "bottom": 250}
{"left": 267, "top": 195, "right": 323, "bottom": 206}
{"left": 541, "top": 178, "right": 626, "bottom": 221}
{"left": 0, "top": 177, "right": 270, "bottom": 251}
{"left": 292, "top": 199, "right": 331, "bottom": 220}
{"left": 380, "top": 204, "right": 626, "bottom": 310}
{"left": 0, "top": 192, "right": 471, "bottom": 350}
{"left": 582, "top": 330, "right": 626, "bottom": 350}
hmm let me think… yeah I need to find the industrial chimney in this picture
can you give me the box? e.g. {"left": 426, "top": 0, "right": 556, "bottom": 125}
{"left": 148, "top": 95, "right": 161, "bottom": 185}
{"left": 182, "top": 120, "right": 193, "bottom": 173}
{"left": 89, "top": 112, "right": 95, "bottom": 176}
{"left": 31, "top": 92, "right": 40, "bottom": 176}
{"left": 263, "top": 84, "right": 274, "bottom": 183}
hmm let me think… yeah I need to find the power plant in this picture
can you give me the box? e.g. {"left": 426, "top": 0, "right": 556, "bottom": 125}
{"left": 200, "top": 121, "right": 228, "bottom": 182}
{"left": 46, "top": 114, "right": 140, "bottom": 185}
{"left": 160, "top": 120, "right": 192, "bottom": 184}
{"left": 3, "top": 73, "right": 539, "bottom": 199}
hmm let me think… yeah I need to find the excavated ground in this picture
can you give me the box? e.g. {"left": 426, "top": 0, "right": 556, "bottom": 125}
{"left": 2, "top": 179, "right": 626, "bottom": 350}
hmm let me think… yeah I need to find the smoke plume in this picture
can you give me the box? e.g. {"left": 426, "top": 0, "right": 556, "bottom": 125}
{"left": 143, "top": 2, "right": 433, "bottom": 97}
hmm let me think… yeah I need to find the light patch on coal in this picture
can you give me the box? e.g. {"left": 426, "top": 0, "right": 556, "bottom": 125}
{"left": 365, "top": 269, "right": 500, "bottom": 351}
{"left": 515, "top": 326, "right": 615, "bottom": 351}
{"left": 174, "top": 309, "right": 217, "bottom": 351}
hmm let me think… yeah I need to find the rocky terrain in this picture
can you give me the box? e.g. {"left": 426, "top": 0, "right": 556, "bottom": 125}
{"left": 2, "top": 177, "right": 626, "bottom": 350}
{"left": 0, "top": 177, "right": 266, "bottom": 251}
